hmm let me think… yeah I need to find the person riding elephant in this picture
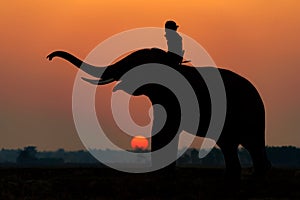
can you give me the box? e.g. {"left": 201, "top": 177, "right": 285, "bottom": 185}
{"left": 164, "top": 20, "right": 184, "bottom": 65}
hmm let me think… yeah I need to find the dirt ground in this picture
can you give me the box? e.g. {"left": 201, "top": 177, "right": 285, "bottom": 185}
{"left": 0, "top": 167, "right": 299, "bottom": 199}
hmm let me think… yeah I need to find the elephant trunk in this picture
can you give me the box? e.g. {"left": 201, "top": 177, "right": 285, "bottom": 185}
{"left": 46, "top": 51, "right": 108, "bottom": 79}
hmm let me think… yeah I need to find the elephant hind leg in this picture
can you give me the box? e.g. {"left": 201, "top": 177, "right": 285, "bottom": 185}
{"left": 245, "top": 145, "right": 271, "bottom": 176}
{"left": 219, "top": 144, "right": 241, "bottom": 179}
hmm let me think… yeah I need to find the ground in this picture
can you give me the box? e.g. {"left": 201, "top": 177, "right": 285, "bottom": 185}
{"left": 0, "top": 167, "right": 299, "bottom": 199}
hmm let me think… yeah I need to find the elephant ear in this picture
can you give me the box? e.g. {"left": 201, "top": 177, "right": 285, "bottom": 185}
{"left": 81, "top": 77, "right": 115, "bottom": 85}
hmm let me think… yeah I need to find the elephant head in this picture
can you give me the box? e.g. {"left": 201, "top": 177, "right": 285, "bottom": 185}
{"left": 47, "top": 48, "right": 173, "bottom": 88}
{"left": 47, "top": 47, "right": 210, "bottom": 143}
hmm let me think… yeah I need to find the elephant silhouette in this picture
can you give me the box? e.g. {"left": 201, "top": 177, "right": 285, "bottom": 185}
{"left": 47, "top": 48, "right": 271, "bottom": 178}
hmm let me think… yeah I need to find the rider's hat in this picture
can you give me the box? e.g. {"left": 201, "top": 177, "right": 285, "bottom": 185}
{"left": 165, "top": 20, "right": 179, "bottom": 31}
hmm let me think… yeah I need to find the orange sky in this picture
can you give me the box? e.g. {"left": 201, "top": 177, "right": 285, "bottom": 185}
{"left": 0, "top": 0, "right": 300, "bottom": 150}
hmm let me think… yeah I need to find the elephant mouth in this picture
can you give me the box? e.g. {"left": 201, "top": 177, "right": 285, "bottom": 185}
{"left": 81, "top": 77, "right": 115, "bottom": 85}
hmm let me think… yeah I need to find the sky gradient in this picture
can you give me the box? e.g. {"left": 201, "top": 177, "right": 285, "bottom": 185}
{"left": 0, "top": 0, "right": 299, "bottom": 150}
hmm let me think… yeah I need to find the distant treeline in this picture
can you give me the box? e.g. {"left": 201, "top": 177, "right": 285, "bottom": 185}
{"left": 0, "top": 146, "right": 300, "bottom": 168}
{"left": 179, "top": 146, "right": 300, "bottom": 168}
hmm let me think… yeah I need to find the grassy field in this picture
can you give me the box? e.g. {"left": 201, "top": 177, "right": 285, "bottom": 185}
{"left": 0, "top": 167, "right": 299, "bottom": 199}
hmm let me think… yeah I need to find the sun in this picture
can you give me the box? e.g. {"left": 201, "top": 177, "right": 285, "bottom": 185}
{"left": 131, "top": 136, "right": 149, "bottom": 150}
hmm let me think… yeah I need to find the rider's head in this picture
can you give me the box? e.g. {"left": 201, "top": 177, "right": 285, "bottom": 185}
{"left": 165, "top": 20, "right": 179, "bottom": 31}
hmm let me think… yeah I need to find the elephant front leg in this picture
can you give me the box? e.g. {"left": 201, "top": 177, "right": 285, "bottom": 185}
{"left": 148, "top": 93, "right": 181, "bottom": 174}
{"left": 133, "top": 84, "right": 181, "bottom": 174}
{"left": 151, "top": 121, "right": 180, "bottom": 173}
